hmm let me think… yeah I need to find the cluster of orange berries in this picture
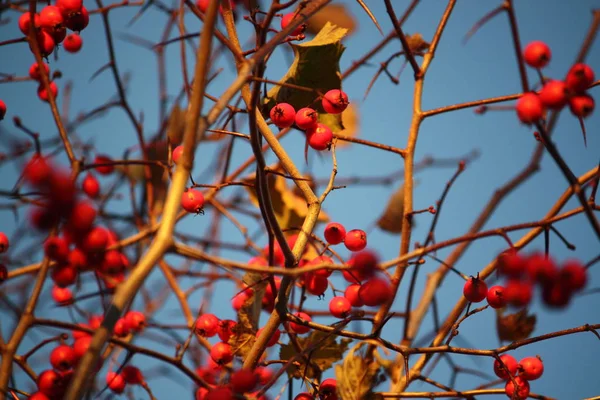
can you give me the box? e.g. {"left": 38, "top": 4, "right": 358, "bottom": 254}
{"left": 494, "top": 354, "right": 544, "bottom": 399}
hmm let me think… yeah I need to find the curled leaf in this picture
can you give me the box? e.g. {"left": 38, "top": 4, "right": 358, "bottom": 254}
{"left": 335, "top": 341, "right": 385, "bottom": 400}
{"left": 496, "top": 308, "right": 536, "bottom": 342}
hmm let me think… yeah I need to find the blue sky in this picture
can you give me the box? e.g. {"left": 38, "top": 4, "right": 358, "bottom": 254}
{"left": 1, "top": 1, "right": 599, "bottom": 399}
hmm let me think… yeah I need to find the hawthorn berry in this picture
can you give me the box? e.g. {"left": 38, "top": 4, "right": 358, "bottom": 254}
{"left": 270, "top": 103, "right": 296, "bottom": 128}
{"left": 306, "top": 122, "right": 333, "bottom": 150}
{"left": 37, "top": 81, "right": 59, "bottom": 102}
{"left": 68, "top": 248, "right": 88, "bottom": 271}
{"left": 523, "top": 41, "right": 551, "bottom": 68}
{"left": 289, "top": 312, "right": 312, "bottom": 334}
{"left": 230, "top": 369, "right": 258, "bottom": 393}
{"left": 294, "top": 394, "right": 314, "bottom": 400}
{"left": 344, "top": 284, "right": 363, "bottom": 307}
{"left": 539, "top": 80, "right": 569, "bottom": 109}
{"left": 319, "top": 378, "right": 338, "bottom": 400}
{"left": 344, "top": 229, "right": 367, "bottom": 252}
{"left": 310, "top": 255, "right": 334, "bottom": 277}
{"left": 122, "top": 365, "right": 144, "bottom": 385}
{"left": 210, "top": 342, "right": 234, "bottom": 364}
{"left": 0, "top": 232, "right": 8, "bottom": 253}
{"left": 56, "top": 0, "right": 83, "bottom": 17}
{"left": 19, "top": 12, "right": 40, "bottom": 35}
{"left": 63, "top": 33, "right": 82, "bottom": 53}
{"left": 232, "top": 289, "right": 251, "bottom": 311}
{"left": 257, "top": 327, "right": 280, "bottom": 347}
{"left": 205, "top": 387, "right": 235, "bottom": 400}
{"left": 64, "top": 6, "right": 89, "bottom": 31}
{"left": 172, "top": 145, "right": 184, "bottom": 163}
{"left": 28, "top": 392, "right": 51, "bottom": 400}
{"left": 125, "top": 310, "right": 146, "bottom": 332}
{"left": 196, "top": 0, "right": 209, "bottom": 13}
{"left": 114, "top": 318, "right": 130, "bottom": 337}
{"left": 350, "top": 249, "right": 379, "bottom": 278}
{"left": 329, "top": 296, "right": 352, "bottom": 318}
{"left": 73, "top": 335, "right": 92, "bottom": 359}
{"left": 81, "top": 226, "right": 109, "bottom": 252}
{"left": 67, "top": 201, "right": 97, "bottom": 233}
{"left": 498, "top": 250, "right": 525, "bottom": 277}
{"left": 295, "top": 107, "right": 318, "bottom": 130}
{"left": 322, "top": 89, "right": 349, "bottom": 114}
{"left": 51, "top": 285, "right": 73, "bottom": 305}
{"left": 324, "top": 222, "right": 346, "bottom": 245}
{"left": 216, "top": 319, "right": 237, "bottom": 342}
{"left": 541, "top": 280, "right": 571, "bottom": 309}
{"left": 281, "top": 12, "right": 306, "bottom": 36}
{"left": 196, "top": 313, "right": 220, "bottom": 337}
{"left": 29, "top": 62, "right": 50, "bottom": 81}
{"left": 516, "top": 93, "right": 544, "bottom": 124}
{"left": 463, "top": 276, "right": 488, "bottom": 303}
{"left": 560, "top": 259, "right": 587, "bottom": 291}
{"left": 359, "top": 277, "right": 392, "bottom": 307}
{"left": 23, "top": 155, "right": 52, "bottom": 186}
{"left": 30, "top": 30, "right": 56, "bottom": 57}
{"left": 0, "top": 99, "right": 5, "bottom": 120}
{"left": 44, "top": 236, "right": 70, "bottom": 262}
{"left": 94, "top": 155, "right": 114, "bottom": 175}
{"left": 569, "top": 94, "right": 595, "bottom": 118}
{"left": 565, "top": 63, "right": 595, "bottom": 93}
{"left": 505, "top": 376, "right": 530, "bottom": 399}
{"left": 50, "top": 345, "right": 76, "bottom": 371}
{"left": 256, "top": 367, "right": 273, "bottom": 385}
{"left": 525, "top": 252, "right": 557, "bottom": 283}
{"left": 39, "top": 5, "right": 63, "bottom": 29}
{"left": 494, "top": 354, "right": 518, "bottom": 380}
{"left": 519, "top": 356, "right": 544, "bottom": 380}
{"left": 38, "top": 369, "right": 66, "bottom": 398}
{"left": 304, "top": 273, "right": 328, "bottom": 296}
{"left": 51, "top": 264, "right": 77, "bottom": 287}
{"left": 504, "top": 279, "right": 533, "bottom": 307}
{"left": 106, "top": 371, "right": 126, "bottom": 394}
{"left": 182, "top": 188, "right": 205, "bottom": 214}
{"left": 486, "top": 285, "right": 507, "bottom": 309}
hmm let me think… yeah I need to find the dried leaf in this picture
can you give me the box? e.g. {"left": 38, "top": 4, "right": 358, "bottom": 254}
{"left": 228, "top": 284, "right": 260, "bottom": 359}
{"left": 496, "top": 308, "right": 536, "bottom": 342}
{"left": 279, "top": 329, "right": 352, "bottom": 379}
{"left": 377, "top": 183, "right": 406, "bottom": 233}
{"left": 244, "top": 165, "right": 329, "bottom": 230}
{"left": 167, "top": 105, "right": 186, "bottom": 145}
{"left": 263, "top": 22, "right": 348, "bottom": 134}
{"left": 335, "top": 342, "right": 383, "bottom": 400}
{"left": 332, "top": 103, "right": 359, "bottom": 147}
{"left": 305, "top": 4, "right": 357, "bottom": 36}
{"left": 406, "top": 33, "right": 430, "bottom": 53}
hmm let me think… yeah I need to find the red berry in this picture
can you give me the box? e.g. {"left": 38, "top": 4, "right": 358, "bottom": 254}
{"left": 196, "top": 0, "right": 209, "bottom": 12}
{"left": 294, "top": 394, "right": 314, "bottom": 400}
{"left": 182, "top": 188, "right": 205, "bottom": 214}
{"left": 463, "top": 276, "right": 488, "bottom": 303}
{"left": 196, "top": 313, "right": 220, "bottom": 337}
{"left": 359, "top": 277, "right": 392, "bottom": 307}
{"left": 29, "top": 62, "right": 50, "bottom": 81}
{"left": 516, "top": 93, "right": 544, "bottom": 124}
{"left": 51, "top": 264, "right": 77, "bottom": 287}
{"left": 505, "top": 376, "right": 530, "bottom": 399}
{"left": 565, "top": 63, "right": 595, "bottom": 93}
{"left": 523, "top": 41, "right": 551, "bottom": 68}
{"left": 504, "top": 279, "right": 533, "bottom": 307}
{"left": 0, "top": 232, "right": 8, "bottom": 253}
{"left": 172, "top": 145, "right": 184, "bottom": 163}
{"left": 38, "top": 369, "right": 66, "bottom": 398}
{"left": 350, "top": 250, "right": 379, "bottom": 278}
{"left": 257, "top": 327, "right": 280, "bottom": 347}
{"left": 322, "top": 89, "right": 349, "bottom": 114}
{"left": 519, "top": 356, "right": 543, "bottom": 380}
{"left": 494, "top": 354, "right": 518, "bottom": 380}
{"left": 281, "top": 12, "right": 305, "bottom": 36}
{"left": 295, "top": 107, "right": 318, "bottom": 130}
{"left": 205, "top": 387, "right": 234, "bottom": 400}
{"left": 560, "top": 260, "right": 587, "bottom": 291}
{"left": 64, "top": 6, "right": 89, "bottom": 31}
{"left": 39, "top": 5, "right": 64, "bottom": 30}
{"left": 306, "top": 123, "right": 333, "bottom": 150}
{"left": 319, "top": 378, "right": 338, "bottom": 400}
{"left": 497, "top": 250, "right": 526, "bottom": 278}
{"left": 344, "top": 229, "right": 367, "bottom": 252}
{"left": 122, "top": 365, "right": 144, "bottom": 385}
{"left": 19, "top": 12, "right": 40, "bottom": 35}
{"left": 304, "top": 273, "right": 328, "bottom": 296}
{"left": 56, "top": 0, "right": 83, "bottom": 17}
{"left": 486, "top": 285, "right": 507, "bottom": 309}
{"left": 324, "top": 222, "right": 346, "bottom": 245}
{"left": 539, "top": 80, "right": 569, "bottom": 109}
{"left": 232, "top": 289, "right": 251, "bottom": 311}
{"left": 541, "top": 279, "right": 571, "bottom": 309}
{"left": 125, "top": 310, "right": 146, "bottom": 332}
{"left": 0, "top": 100, "right": 5, "bottom": 120}
{"left": 310, "top": 255, "right": 334, "bottom": 277}
{"left": 23, "top": 155, "right": 52, "bottom": 186}
{"left": 230, "top": 369, "right": 258, "bottom": 393}
{"left": 30, "top": 30, "right": 56, "bottom": 57}
{"left": 44, "top": 236, "right": 70, "bottom": 263}
{"left": 68, "top": 248, "right": 88, "bottom": 271}
{"left": 67, "top": 201, "right": 97, "bottom": 233}
{"left": 73, "top": 335, "right": 92, "bottom": 359}
{"left": 94, "top": 155, "right": 114, "bottom": 175}
{"left": 217, "top": 319, "right": 237, "bottom": 342}
{"left": 289, "top": 312, "right": 311, "bottom": 334}
{"left": 569, "top": 94, "right": 595, "bottom": 118}
{"left": 49, "top": 345, "right": 76, "bottom": 371}
{"left": 63, "top": 33, "right": 82, "bottom": 52}
{"left": 28, "top": 392, "right": 50, "bottom": 400}
{"left": 256, "top": 367, "right": 273, "bottom": 385}
{"left": 106, "top": 371, "right": 126, "bottom": 394}
{"left": 89, "top": 314, "right": 103, "bottom": 329}
{"left": 344, "top": 284, "right": 363, "bottom": 307}
{"left": 270, "top": 103, "right": 296, "bottom": 128}
{"left": 114, "top": 318, "right": 130, "bottom": 337}
{"left": 329, "top": 296, "right": 351, "bottom": 318}
{"left": 52, "top": 285, "right": 73, "bottom": 305}
{"left": 37, "top": 81, "right": 59, "bottom": 102}
{"left": 210, "top": 342, "right": 234, "bottom": 364}
{"left": 525, "top": 252, "right": 558, "bottom": 283}
{"left": 82, "top": 226, "right": 108, "bottom": 252}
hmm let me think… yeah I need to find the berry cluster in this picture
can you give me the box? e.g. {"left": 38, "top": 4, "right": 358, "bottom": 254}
{"left": 494, "top": 354, "right": 544, "bottom": 399}
{"left": 293, "top": 378, "right": 337, "bottom": 400}
{"left": 516, "top": 41, "right": 595, "bottom": 125}
{"left": 269, "top": 89, "right": 349, "bottom": 151}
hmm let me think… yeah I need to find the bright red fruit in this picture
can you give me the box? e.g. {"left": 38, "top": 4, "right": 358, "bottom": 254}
{"left": 125, "top": 310, "right": 146, "bottom": 332}
{"left": 523, "top": 41, "right": 551, "bottom": 68}
{"left": 196, "top": 0, "right": 209, "bottom": 12}
{"left": 19, "top": 12, "right": 40, "bottom": 35}
{"left": 359, "top": 277, "right": 392, "bottom": 306}
{"left": 37, "top": 81, "right": 59, "bottom": 102}
{"left": 94, "top": 155, "right": 114, "bottom": 175}
{"left": 322, "top": 89, "right": 349, "bottom": 114}
{"left": 519, "top": 356, "right": 544, "bottom": 380}
{"left": 565, "top": 63, "right": 595, "bottom": 93}
{"left": 463, "top": 276, "right": 488, "bottom": 303}
{"left": 329, "top": 296, "right": 351, "bottom": 318}
{"left": 310, "top": 255, "right": 334, "bottom": 277}
{"left": 504, "top": 279, "right": 533, "bottom": 307}
{"left": 497, "top": 250, "right": 525, "bottom": 277}
{"left": 52, "top": 285, "right": 73, "bottom": 305}
{"left": 289, "top": 312, "right": 311, "bottom": 334}
{"left": 344, "top": 229, "right": 367, "bottom": 252}
{"left": 306, "top": 123, "right": 333, "bottom": 150}
{"left": 39, "top": 5, "right": 64, "bottom": 30}
{"left": 73, "top": 335, "right": 92, "bottom": 359}
{"left": 560, "top": 260, "right": 587, "bottom": 291}
{"left": 525, "top": 252, "right": 557, "bottom": 283}
{"left": 0, "top": 99, "right": 5, "bottom": 120}
{"left": 257, "top": 327, "right": 280, "bottom": 347}
{"left": 486, "top": 285, "right": 507, "bottom": 309}
{"left": 256, "top": 366, "right": 273, "bottom": 385}
{"left": 29, "top": 62, "right": 50, "bottom": 81}
{"left": 350, "top": 250, "right": 379, "bottom": 278}
{"left": 324, "top": 222, "right": 346, "bottom": 245}
{"left": 516, "top": 93, "right": 544, "bottom": 124}
{"left": 31, "top": 30, "right": 56, "bottom": 57}
{"left": 569, "top": 94, "right": 595, "bottom": 118}
{"left": 50, "top": 345, "right": 76, "bottom": 371}
{"left": 494, "top": 354, "right": 518, "bottom": 380}
{"left": 319, "top": 378, "right": 338, "bottom": 399}
{"left": 281, "top": 12, "right": 306, "bottom": 36}
{"left": 344, "top": 284, "right": 363, "bottom": 307}
{"left": 56, "top": 0, "right": 83, "bottom": 16}
{"left": 539, "top": 80, "right": 569, "bottom": 109}
{"left": 106, "top": 371, "right": 126, "bottom": 394}
{"left": 270, "top": 103, "right": 296, "bottom": 128}
{"left": 28, "top": 392, "right": 50, "bottom": 400}
{"left": 114, "top": 318, "right": 130, "bottom": 337}
{"left": 51, "top": 264, "right": 77, "bottom": 287}
{"left": 63, "top": 33, "right": 82, "bottom": 52}
{"left": 0, "top": 232, "right": 8, "bottom": 253}
{"left": 232, "top": 289, "right": 251, "bottom": 311}
{"left": 122, "top": 365, "right": 144, "bottom": 384}
{"left": 217, "top": 319, "right": 237, "bottom": 342}
{"left": 65, "top": 6, "right": 89, "bottom": 31}
{"left": 82, "top": 173, "right": 100, "bottom": 198}
{"left": 196, "top": 313, "right": 220, "bottom": 337}
{"left": 295, "top": 107, "right": 318, "bottom": 129}
{"left": 304, "top": 273, "right": 328, "bottom": 296}
{"left": 82, "top": 226, "right": 109, "bottom": 252}
{"left": 172, "top": 145, "right": 184, "bottom": 163}
{"left": 505, "top": 376, "right": 530, "bottom": 399}
{"left": 182, "top": 188, "right": 205, "bottom": 214}
{"left": 38, "top": 369, "right": 66, "bottom": 398}
{"left": 541, "top": 279, "right": 571, "bottom": 309}
{"left": 230, "top": 369, "right": 258, "bottom": 393}
{"left": 68, "top": 201, "right": 97, "bottom": 233}
{"left": 44, "top": 236, "right": 70, "bottom": 263}
{"left": 294, "top": 394, "right": 314, "bottom": 400}
{"left": 210, "top": 342, "right": 234, "bottom": 364}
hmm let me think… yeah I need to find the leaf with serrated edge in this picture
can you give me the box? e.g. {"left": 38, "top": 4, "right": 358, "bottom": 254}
{"left": 228, "top": 281, "right": 262, "bottom": 359}
{"left": 335, "top": 341, "right": 382, "bottom": 400}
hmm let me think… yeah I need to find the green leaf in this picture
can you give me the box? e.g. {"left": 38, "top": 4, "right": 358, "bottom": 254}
{"left": 334, "top": 342, "right": 384, "bottom": 400}
{"left": 263, "top": 22, "right": 348, "bottom": 133}
{"left": 279, "top": 329, "right": 352, "bottom": 379}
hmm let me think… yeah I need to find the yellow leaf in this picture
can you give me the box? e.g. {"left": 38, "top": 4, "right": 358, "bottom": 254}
{"left": 332, "top": 103, "right": 359, "bottom": 148}
{"left": 305, "top": 4, "right": 357, "bottom": 36}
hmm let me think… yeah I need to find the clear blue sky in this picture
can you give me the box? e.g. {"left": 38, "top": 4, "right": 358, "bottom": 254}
{"left": 1, "top": 1, "right": 599, "bottom": 399}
